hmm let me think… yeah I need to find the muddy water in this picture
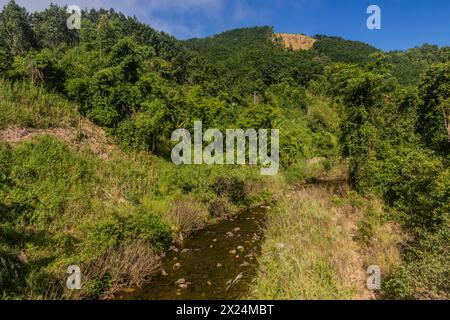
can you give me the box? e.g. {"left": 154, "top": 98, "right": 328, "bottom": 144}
{"left": 122, "top": 206, "right": 268, "bottom": 300}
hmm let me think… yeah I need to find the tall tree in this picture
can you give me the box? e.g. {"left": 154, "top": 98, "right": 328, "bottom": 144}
{"left": 417, "top": 62, "right": 450, "bottom": 151}
{"left": 31, "top": 4, "right": 79, "bottom": 49}
{"left": 0, "top": 0, "right": 36, "bottom": 56}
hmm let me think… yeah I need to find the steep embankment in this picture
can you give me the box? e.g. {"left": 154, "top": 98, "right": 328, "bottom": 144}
{"left": 0, "top": 80, "right": 275, "bottom": 300}
{"left": 248, "top": 182, "right": 404, "bottom": 300}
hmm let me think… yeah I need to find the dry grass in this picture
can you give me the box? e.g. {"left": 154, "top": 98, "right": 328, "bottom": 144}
{"left": 67, "top": 241, "right": 161, "bottom": 299}
{"left": 167, "top": 198, "right": 210, "bottom": 243}
{"left": 27, "top": 241, "right": 161, "bottom": 300}
{"left": 350, "top": 195, "right": 405, "bottom": 288}
{"left": 245, "top": 176, "right": 285, "bottom": 201}
{"left": 0, "top": 120, "right": 119, "bottom": 160}
{"left": 208, "top": 196, "right": 233, "bottom": 219}
{"left": 248, "top": 186, "right": 403, "bottom": 300}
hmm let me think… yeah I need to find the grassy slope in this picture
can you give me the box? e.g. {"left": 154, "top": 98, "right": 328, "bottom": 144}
{"left": 0, "top": 80, "right": 276, "bottom": 299}
{"left": 0, "top": 79, "right": 403, "bottom": 300}
{"left": 0, "top": 79, "right": 78, "bottom": 130}
{"left": 248, "top": 186, "right": 403, "bottom": 300}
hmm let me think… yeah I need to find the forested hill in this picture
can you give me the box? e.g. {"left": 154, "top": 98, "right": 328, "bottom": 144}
{"left": 185, "top": 27, "right": 380, "bottom": 64}
{"left": 183, "top": 26, "right": 383, "bottom": 92}
{"left": 184, "top": 26, "right": 449, "bottom": 87}
{"left": 0, "top": 1, "right": 449, "bottom": 300}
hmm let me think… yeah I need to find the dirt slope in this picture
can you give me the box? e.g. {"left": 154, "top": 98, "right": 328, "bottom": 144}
{"left": 0, "top": 120, "right": 118, "bottom": 159}
{"left": 274, "top": 33, "right": 317, "bottom": 51}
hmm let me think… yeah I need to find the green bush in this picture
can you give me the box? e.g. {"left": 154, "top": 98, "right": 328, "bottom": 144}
{"left": 384, "top": 227, "right": 450, "bottom": 299}
{"left": 211, "top": 177, "right": 247, "bottom": 205}
{"left": 383, "top": 267, "right": 416, "bottom": 300}
{"left": 86, "top": 275, "right": 112, "bottom": 299}
{"left": 0, "top": 140, "right": 11, "bottom": 185}
{"left": 85, "top": 212, "right": 172, "bottom": 254}
{"left": 0, "top": 79, "right": 78, "bottom": 129}
{"left": 0, "top": 250, "right": 27, "bottom": 297}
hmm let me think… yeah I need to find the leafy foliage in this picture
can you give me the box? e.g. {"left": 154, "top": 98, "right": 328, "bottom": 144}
{"left": 313, "top": 35, "right": 379, "bottom": 64}
{"left": 417, "top": 62, "right": 450, "bottom": 152}
{"left": 0, "top": 0, "right": 36, "bottom": 57}
{"left": 328, "top": 60, "right": 449, "bottom": 299}
{"left": 0, "top": 0, "right": 449, "bottom": 300}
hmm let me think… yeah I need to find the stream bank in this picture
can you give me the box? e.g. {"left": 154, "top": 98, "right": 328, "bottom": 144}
{"left": 120, "top": 205, "right": 269, "bottom": 300}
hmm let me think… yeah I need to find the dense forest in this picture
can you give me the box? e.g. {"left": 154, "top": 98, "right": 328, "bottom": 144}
{"left": 0, "top": 1, "right": 448, "bottom": 300}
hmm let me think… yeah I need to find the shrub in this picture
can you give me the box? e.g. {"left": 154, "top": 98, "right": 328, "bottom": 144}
{"left": 167, "top": 198, "right": 209, "bottom": 240}
{"left": 85, "top": 211, "right": 172, "bottom": 255}
{"left": 383, "top": 267, "right": 416, "bottom": 300}
{"left": 0, "top": 250, "right": 27, "bottom": 297}
{"left": 211, "top": 177, "right": 247, "bottom": 205}
{"left": 0, "top": 140, "right": 11, "bottom": 185}
{"left": 74, "top": 240, "right": 161, "bottom": 299}
{"left": 384, "top": 227, "right": 450, "bottom": 299}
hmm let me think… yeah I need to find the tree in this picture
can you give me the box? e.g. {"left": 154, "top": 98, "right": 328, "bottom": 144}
{"left": 96, "top": 14, "right": 120, "bottom": 61}
{"left": 417, "top": 62, "right": 450, "bottom": 152}
{"left": 327, "top": 63, "right": 404, "bottom": 189}
{"left": 116, "top": 99, "right": 169, "bottom": 151}
{"left": 31, "top": 4, "right": 79, "bottom": 49}
{"left": 107, "top": 37, "right": 153, "bottom": 82}
{"left": 0, "top": 0, "right": 36, "bottom": 56}
{"left": 0, "top": 43, "right": 12, "bottom": 72}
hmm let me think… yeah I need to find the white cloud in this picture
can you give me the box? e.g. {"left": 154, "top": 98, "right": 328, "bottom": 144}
{"left": 143, "top": 0, "right": 223, "bottom": 14}
{"left": 1, "top": 0, "right": 223, "bottom": 14}
{"left": 0, "top": 0, "right": 122, "bottom": 12}
{"left": 0, "top": 0, "right": 253, "bottom": 38}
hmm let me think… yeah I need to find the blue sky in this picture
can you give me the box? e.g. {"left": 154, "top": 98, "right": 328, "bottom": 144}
{"left": 2, "top": 0, "right": 449, "bottom": 51}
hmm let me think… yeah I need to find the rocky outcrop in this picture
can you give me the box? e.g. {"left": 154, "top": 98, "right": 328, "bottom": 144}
{"left": 273, "top": 33, "right": 316, "bottom": 51}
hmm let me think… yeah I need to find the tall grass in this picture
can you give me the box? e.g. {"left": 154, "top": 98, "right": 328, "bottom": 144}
{"left": 0, "top": 79, "right": 78, "bottom": 129}
{"left": 0, "top": 133, "right": 275, "bottom": 299}
{"left": 248, "top": 187, "right": 403, "bottom": 300}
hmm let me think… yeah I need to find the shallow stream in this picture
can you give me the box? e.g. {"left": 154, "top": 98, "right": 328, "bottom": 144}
{"left": 121, "top": 206, "right": 268, "bottom": 300}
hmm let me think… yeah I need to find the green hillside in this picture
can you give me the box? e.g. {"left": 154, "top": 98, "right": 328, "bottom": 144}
{"left": 0, "top": 1, "right": 449, "bottom": 300}
{"left": 312, "top": 35, "right": 379, "bottom": 64}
